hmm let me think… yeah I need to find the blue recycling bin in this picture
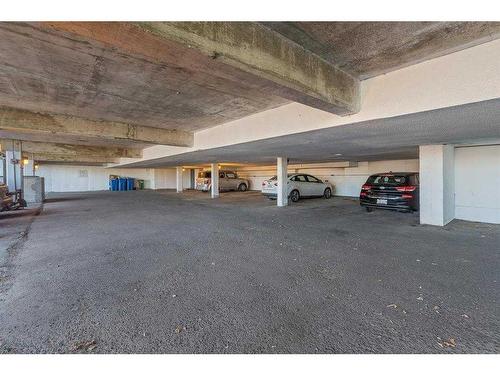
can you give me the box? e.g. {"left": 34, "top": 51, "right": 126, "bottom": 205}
{"left": 118, "top": 178, "right": 127, "bottom": 191}
{"left": 126, "top": 178, "right": 135, "bottom": 191}
{"left": 110, "top": 178, "right": 119, "bottom": 191}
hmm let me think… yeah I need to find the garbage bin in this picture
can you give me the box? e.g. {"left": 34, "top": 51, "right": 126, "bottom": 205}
{"left": 126, "top": 178, "right": 135, "bottom": 191}
{"left": 138, "top": 179, "right": 145, "bottom": 190}
{"left": 118, "top": 177, "right": 127, "bottom": 191}
{"left": 110, "top": 178, "right": 119, "bottom": 191}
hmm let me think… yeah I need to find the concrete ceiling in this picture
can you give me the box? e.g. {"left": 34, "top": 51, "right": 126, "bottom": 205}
{"left": 1, "top": 21, "right": 499, "bottom": 163}
{"left": 0, "top": 22, "right": 287, "bottom": 133}
{"left": 119, "top": 99, "right": 500, "bottom": 167}
{"left": 262, "top": 22, "right": 500, "bottom": 79}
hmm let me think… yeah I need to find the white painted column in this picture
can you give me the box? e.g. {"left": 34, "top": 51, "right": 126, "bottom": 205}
{"left": 210, "top": 163, "right": 219, "bottom": 198}
{"left": 277, "top": 156, "right": 288, "bottom": 207}
{"left": 24, "top": 156, "right": 35, "bottom": 177}
{"left": 419, "top": 145, "right": 455, "bottom": 226}
{"left": 0, "top": 154, "right": 5, "bottom": 184}
{"left": 5, "top": 140, "right": 23, "bottom": 194}
{"left": 176, "top": 166, "right": 183, "bottom": 193}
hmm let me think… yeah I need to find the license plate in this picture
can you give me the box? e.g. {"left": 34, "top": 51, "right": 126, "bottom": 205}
{"left": 377, "top": 199, "right": 388, "bottom": 205}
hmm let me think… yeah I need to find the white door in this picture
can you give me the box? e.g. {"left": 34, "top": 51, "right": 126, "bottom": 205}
{"left": 305, "top": 175, "right": 325, "bottom": 196}
{"left": 291, "top": 175, "right": 309, "bottom": 196}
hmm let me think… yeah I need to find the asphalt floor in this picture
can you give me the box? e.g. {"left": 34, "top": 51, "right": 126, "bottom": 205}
{"left": 0, "top": 190, "right": 498, "bottom": 353}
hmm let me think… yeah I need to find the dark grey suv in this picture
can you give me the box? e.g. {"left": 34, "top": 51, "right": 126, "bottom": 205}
{"left": 359, "top": 172, "right": 419, "bottom": 212}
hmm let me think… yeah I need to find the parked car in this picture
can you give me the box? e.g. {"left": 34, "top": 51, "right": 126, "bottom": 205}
{"left": 195, "top": 170, "right": 249, "bottom": 192}
{"left": 359, "top": 172, "right": 419, "bottom": 212}
{"left": 261, "top": 173, "right": 333, "bottom": 202}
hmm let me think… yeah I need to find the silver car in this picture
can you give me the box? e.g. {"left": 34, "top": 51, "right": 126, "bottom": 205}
{"left": 261, "top": 173, "right": 334, "bottom": 202}
{"left": 196, "top": 170, "right": 249, "bottom": 192}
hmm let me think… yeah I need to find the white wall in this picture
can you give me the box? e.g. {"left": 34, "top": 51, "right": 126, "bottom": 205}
{"left": 152, "top": 168, "right": 176, "bottom": 189}
{"left": 455, "top": 145, "right": 500, "bottom": 224}
{"left": 38, "top": 165, "right": 157, "bottom": 192}
{"left": 235, "top": 159, "right": 419, "bottom": 197}
{"left": 37, "top": 165, "right": 196, "bottom": 193}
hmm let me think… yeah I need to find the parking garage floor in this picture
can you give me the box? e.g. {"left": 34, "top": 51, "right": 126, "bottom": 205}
{"left": 0, "top": 190, "right": 498, "bottom": 353}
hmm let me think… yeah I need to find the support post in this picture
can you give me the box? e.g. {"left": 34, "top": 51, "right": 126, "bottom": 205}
{"left": 419, "top": 145, "right": 455, "bottom": 226}
{"left": 1, "top": 154, "right": 6, "bottom": 184}
{"left": 176, "top": 166, "right": 183, "bottom": 193}
{"left": 210, "top": 163, "right": 219, "bottom": 198}
{"left": 24, "top": 154, "right": 35, "bottom": 177}
{"left": 5, "top": 140, "right": 23, "bottom": 195}
{"left": 277, "top": 157, "right": 288, "bottom": 207}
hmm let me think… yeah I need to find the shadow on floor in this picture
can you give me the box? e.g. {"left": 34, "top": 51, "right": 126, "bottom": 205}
{"left": 44, "top": 197, "right": 87, "bottom": 203}
{"left": 0, "top": 208, "right": 41, "bottom": 220}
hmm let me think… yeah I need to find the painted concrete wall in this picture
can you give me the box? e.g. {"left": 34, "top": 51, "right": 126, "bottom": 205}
{"left": 152, "top": 168, "right": 176, "bottom": 190}
{"left": 235, "top": 159, "right": 419, "bottom": 197}
{"left": 37, "top": 165, "right": 194, "bottom": 193}
{"left": 455, "top": 145, "right": 500, "bottom": 224}
{"left": 38, "top": 165, "right": 156, "bottom": 192}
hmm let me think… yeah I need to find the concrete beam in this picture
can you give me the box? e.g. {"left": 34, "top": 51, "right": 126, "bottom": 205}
{"left": 30, "top": 153, "right": 119, "bottom": 165}
{"left": 42, "top": 22, "right": 359, "bottom": 116}
{"left": 1, "top": 139, "right": 142, "bottom": 159}
{"left": 0, "top": 106, "right": 193, "bottom": 147}
{"left": 138, "top": 22, "right": 360, "bottom": 116}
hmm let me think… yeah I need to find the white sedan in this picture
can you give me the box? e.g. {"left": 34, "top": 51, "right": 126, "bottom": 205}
{"left": 261, "top": 173, "right": 334, "bottom": 202}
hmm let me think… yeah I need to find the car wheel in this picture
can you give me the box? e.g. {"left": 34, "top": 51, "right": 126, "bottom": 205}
{"left": 365, "top": 206, "right": 373, "bottom": 212}
{"left": 290, "top": 190, "right": 300, "bottom": 203}
{"left": 323, "top": 188, "right": 332, "bottom": 199}
{"left": 238, "top": 183, "right": 247, "bottom": 192}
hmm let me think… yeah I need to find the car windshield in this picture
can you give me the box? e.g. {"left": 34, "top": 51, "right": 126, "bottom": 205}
{"left": 367, "top": 175, "right": 408, "bottom": 186}
{"left": 198, "top": 171, "right": 211, "bottom": 178}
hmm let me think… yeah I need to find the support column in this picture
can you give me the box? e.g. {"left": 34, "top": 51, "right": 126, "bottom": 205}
{"left": 419, "top": 145, "right": 455, "bottom": 226}
{"left": 277, "top": 157, "right": 288, "bottom": 207}
{"left": 5, "top": 140, "right": 23, "bottom": 194}
{"left": 0, "top": 153, "right": 5, "bottom": 184}
{"left": 24, "top": 154, "right": 36, "bottom": 177}
{"left": 210, "top": 163, "right": 219, "bottom": 198}
{"left": 176, "top": 166, "right": 183, "bottom": 193}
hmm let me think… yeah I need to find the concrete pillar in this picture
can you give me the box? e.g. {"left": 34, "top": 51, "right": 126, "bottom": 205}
{"left": 419, "top": 145, "right": 455, "bottom": 226}
{"left": 176, "top": 166, "right": 183, "bottom": 193}
{"left": 0, "top": 153, "right": 5, "bottom": 184}
{"left": 4, "top": 140, "right": 23, "bottom": 194}
{"left": 210, "top": 163, "right": 219, "bottom": 198}
{"left": 24, "top": 155, "right": 36, "bottom": 177}
{"left": 277, "top": 157, "right": 288, "bottom": 207}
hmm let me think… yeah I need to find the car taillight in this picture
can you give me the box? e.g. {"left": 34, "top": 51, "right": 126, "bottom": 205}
{"left": 396, "top": 186, "right": 416, "bottom": 192}
{"left": 402, "top": 194, "right": 413, "bottom": 199}
{"left": 360, "top": 191, "right": 367, "bottom": 197}
{"left": 361, "top": 184, "right": 372, "bottom": 191}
